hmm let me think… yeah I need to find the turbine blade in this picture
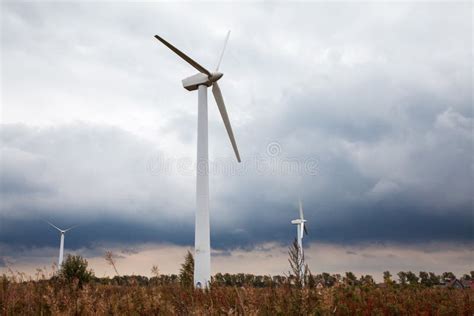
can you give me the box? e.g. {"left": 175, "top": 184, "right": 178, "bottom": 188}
{"left": 154, "top": 35, "right": 211, "bottom": 76}
{"left": 304, "top": 224, "right": 309, "bottom": 236}
{"left": 64, "top": 225, "right": 78, "bottom": 232}
{"left": 212, "top": 82, "right": 241, "bottom": 162}
{"left": 45, "top": 220, "right": 62, "bottom": 232}
{"left": 299, "top": 199, "right": 304, "bottom": 220}
{"left": 215, "top": 30, "right": 231, "bottom": 71}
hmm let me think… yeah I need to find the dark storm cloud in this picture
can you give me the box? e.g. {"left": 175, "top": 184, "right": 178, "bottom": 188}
{"left": 0, "top": 106, "right": 471, "bottom": 251}
{"left": 0, "top": 1, "right": 472, "bottom": 258}
{"left": 0, "top": 189, "right": 471, "bottom": 253}
{"left": 0, "top": 216, "right": 194, "bottom": 251}
{"left": 209, "top": 195, "right": 473, "bottom": 250}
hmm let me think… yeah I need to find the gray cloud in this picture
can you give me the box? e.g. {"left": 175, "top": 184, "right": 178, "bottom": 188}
{"left": 1, "top": 2, "right": 472, "bottom": 265}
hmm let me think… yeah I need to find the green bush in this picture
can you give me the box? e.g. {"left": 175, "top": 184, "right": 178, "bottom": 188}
{"left": 58, "top": 254, "right": 94, "bottom": 286}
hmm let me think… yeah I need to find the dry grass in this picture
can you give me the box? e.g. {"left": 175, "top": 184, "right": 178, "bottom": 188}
{"left": 1, "top": 271, "right": 473, "bottom": 315}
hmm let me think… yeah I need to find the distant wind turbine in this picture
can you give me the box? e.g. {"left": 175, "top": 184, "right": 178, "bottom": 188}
{"left": 46, "top": 221, "right": 77, "bottom": 267}
{"left": 154, "top": 31, "right": 240, "bottom": 288}
{"left": 291, "top": 199, "right": 308, "bottom": 281}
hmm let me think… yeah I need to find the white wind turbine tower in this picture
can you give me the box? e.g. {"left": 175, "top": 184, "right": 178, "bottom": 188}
{"left": 46, "top": 221, "right": 77, "bottom": 267}
{"left": 291, "top": 199, "right": 308, "bottom": 281}
{"left": 154, "top": 31, "right": 241, "bottom": 288}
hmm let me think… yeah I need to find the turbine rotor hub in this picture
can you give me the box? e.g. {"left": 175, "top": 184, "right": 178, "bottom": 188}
{"left": 209, "top": 72, "right": 223, "bottom": 82}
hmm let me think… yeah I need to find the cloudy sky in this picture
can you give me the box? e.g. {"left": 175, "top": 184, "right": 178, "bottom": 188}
{"left": 1, "top": 1, "right": 472, "bottom": 279}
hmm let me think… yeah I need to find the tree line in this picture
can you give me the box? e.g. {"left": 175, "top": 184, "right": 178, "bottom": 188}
{"left": 54, "top": 250, "right": 473, "bottom": 289}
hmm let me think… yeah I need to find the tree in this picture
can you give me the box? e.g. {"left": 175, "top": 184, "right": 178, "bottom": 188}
{"left": 263, "top": 275, "right": 273, "bottom": 287}
{"left": 333, "top": 273, "right": 342, "bottom": 285}
{"left": 235, "top": 273, "right": 245, "bottom": 287}
{"left": 59, "top": 255, "right": 94, "bottom": 286}
{"left": 429, "top": 272, "right": 440, "bottom": 285}
{"left": 288, "top": 238, "right": 307, "bottom": 288}
{"left": 406, "top": 271, "right": 419, "bottom": 285}
{"left": 223, "top": 273, "right": 233, "bottom": 286}
{"left": 397, "top": 272, "right": 407, "bottom": 285}
{"left": 419, "top": 271, "right": 430, "bottom": 286}
{"left": 273, "top": 275, "right": 286, "bottom": 286}
{"left": 213, "top": 272, "right": 224, "bottom": 286}
{"left": 360, "top": 275, "right": 375, "bottom": 286}
{"left": 442, "top": 272, "right": 455, "bottom": 281}
{"left": 344, "top": 272, "right": 357, "bottom": 286}
{"left": 321, "top": 272, "right": 336, "bottom": 287}
{"left": 179, "top": 251, "right": 194, "bottom": 288}
{"left": 383, "top": 271, "right": 394, "bottom": 285}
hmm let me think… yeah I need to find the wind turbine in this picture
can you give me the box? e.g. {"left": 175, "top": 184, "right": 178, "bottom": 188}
{"left": 291, "top": 199, "right": 308, "bottom": 281}
{"left": 154, "top": 31, "right": 241, "bottom": 288}
{"left": 46, "top": 221, "right": 77, "bottom": 267}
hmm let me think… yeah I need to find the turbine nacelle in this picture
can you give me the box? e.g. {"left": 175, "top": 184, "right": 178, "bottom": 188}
{"left": 182, "top": 72, "right": 224, "bottom": 91}
{"left": 291, "top": 219, "right": 307, "bottom": 225}
{"left": 293, "top": 199, "right": 309, "bottom": 236}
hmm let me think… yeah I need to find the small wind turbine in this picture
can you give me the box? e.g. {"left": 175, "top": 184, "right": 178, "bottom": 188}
{"left": 154, "top": 31, "right": 240, "bottom": 288}
{"left": 291, "top": 199, "right": 308, "bottom": 281}
{"left": 46, "top": 221, "right": 77, "bottom": 267}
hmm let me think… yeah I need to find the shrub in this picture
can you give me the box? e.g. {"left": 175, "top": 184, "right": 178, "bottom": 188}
{"left": 58, "top": 254, "right": 94, "bottom": 286}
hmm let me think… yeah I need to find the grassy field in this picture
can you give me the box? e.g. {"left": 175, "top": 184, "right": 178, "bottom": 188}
{"left": 1, "top": 276, "right": 472, "bottom": 315}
